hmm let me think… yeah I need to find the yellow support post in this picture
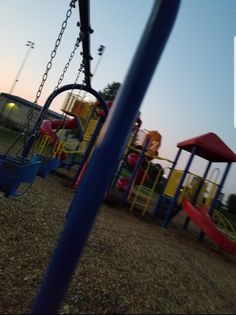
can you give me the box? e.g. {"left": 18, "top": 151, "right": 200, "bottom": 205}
{"left": 205, "top": 180, "right": 218, "bottom": 208}
{"left": 35, "top": 135, "right": 52, "bottom": 156}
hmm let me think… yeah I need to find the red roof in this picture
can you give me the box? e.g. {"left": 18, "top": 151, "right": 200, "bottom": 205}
{"left": 177, "top": 132, "right": 236, "bottom": 162}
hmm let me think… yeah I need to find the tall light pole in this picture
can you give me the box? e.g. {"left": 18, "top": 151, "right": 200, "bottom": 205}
{"left": 0, "top": 40, "right": 35, "bottom": 120}
{"left": 8, "top": 40, "right": 35, "bottom": 95}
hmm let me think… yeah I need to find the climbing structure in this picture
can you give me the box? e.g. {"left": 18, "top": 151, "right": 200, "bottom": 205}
{"left": 154, "top": 132, "right": 236, "bottom": 233}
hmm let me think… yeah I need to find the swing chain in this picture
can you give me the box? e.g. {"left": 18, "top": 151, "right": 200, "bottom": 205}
{"left": 22, "top": 0, "right": 77, "bottom": 138}
{"left": 61, "top": 62, "right": 85, "bottom": 114}
{"left": 33, "top": 0, "right": 77, "bottom": 105}
{"left": 37, "top": 35, "right": 83, "bottom": 138}
{"left": 54, "top": 36, "right": 82, "bottom": 92}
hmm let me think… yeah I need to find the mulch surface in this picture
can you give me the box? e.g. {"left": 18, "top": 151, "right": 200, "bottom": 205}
{"left": 0, "top": 143, "right": 236, "bottom": 314}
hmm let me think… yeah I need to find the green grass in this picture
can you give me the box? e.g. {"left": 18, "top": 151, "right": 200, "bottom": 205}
{"left": 0, "top": 126, "right": 24, "bottom": 145}
{"left": 220, "top": 210, "right": 236, "bottom": 229}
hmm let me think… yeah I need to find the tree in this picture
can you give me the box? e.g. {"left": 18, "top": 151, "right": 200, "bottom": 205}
{"left": 226, "top": 194, "right": 236, "bottom": 214}
{"left": 99, "top": 82, "right": 121, "bottom": 101}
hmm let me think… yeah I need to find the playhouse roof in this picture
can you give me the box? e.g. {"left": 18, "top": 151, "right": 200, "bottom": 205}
{"left": 177, "top": 132, "right": 236, "bottom": 162}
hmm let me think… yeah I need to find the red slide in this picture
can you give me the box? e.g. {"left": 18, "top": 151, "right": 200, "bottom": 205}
{"left": 39, "top": 117, "right": 80, "bottom": 160}
{"left": 182, "top": 198, "right": 236, "bottom": 256}
{"left": 40, "top": 117, "right": 78, "bottom": 139}
{"left": 117, "top": 153, "right": 146, "bottom": 192}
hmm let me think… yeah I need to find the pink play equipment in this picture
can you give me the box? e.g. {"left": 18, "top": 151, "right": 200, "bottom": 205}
{"left": 39, "top": 117, "right": 79, "bottom": 141}
{"left": 116, "top": 129, "right": 162, "bottom": 194}
{"left": 117, "top": 153, "right": 146, "bottom": 191}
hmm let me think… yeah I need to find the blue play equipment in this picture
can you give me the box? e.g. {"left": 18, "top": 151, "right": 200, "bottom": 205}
{"left": 0, "top": 1, "right": 108, "bottom": 196}
{"left": 0, "top": 0, "right": 79, "bottom": 196}
{"left": 30, "top": 0, "right": 181, "bottom": 313}
{"left": 21, "top": 83, "right": 109, "bottom": 167}
{"left": 31, "top": 154, "right": 61, "bottom": 178}
{"left": 0, "top": 154, "right": 41, "bottom": 197}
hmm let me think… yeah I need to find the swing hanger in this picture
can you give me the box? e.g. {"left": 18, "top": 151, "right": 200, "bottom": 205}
{"left": 53, "top": 36, "right": 82, "bottom": 92}
{"left": 35, "top": 35, "right": 83, "bottom": 141}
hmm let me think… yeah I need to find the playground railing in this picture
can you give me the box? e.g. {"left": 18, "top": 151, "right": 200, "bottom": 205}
{"left": 130, "top": 156, "right": 173, "bottom": 215}
{"left": 213, "top": 210, "right": 236, "bottom": 242}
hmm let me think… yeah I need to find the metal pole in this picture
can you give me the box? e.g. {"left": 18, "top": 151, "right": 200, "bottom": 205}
{"left": 9, "top": 41, "right": 35, "bottom": 95}
{"left": 153, "top": 147, "right": 182, "bottom": 217}
{"left": 92, "top": 45, "right": 106, "bottom": 78}
{"left": 198, "top": 162, "right": 232, "bottom": 240}
{"left": 77, "top": 0, "right": 92, "bottom": 88}
{"left": 183, "top": 160, "right": 212, "bottom": 230}
{"left": 162, "top": 146, "right": 196, "bottom": 228}
{"left": 0, "top": 41, "right": 35, "bottom": 117}
{"left": 31, "top": 1, "right": 181, "bottom": 313}
{"left": 208, "top": 162, "right": 231, "bottom": 216}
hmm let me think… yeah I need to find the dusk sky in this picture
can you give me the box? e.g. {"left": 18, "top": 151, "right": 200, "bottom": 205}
{"left": 0, "top": 0, "right": 235, "bottom": 200}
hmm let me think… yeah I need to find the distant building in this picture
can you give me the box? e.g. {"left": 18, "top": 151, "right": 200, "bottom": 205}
{"left": 0, "top": 93, "right": 62, "bottom": 132}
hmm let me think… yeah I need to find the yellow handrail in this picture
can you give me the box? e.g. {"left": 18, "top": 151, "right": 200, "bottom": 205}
{"left": 130, "top": 162, "right": 163, "bottom": 215}
{"left": 213, "top": 210, "right": 236, "bottom": 241}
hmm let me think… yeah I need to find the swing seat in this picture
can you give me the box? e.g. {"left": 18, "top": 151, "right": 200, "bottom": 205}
{"left": 32, "top": 154, "right": 61, "bottom": 178}
{"left": 0, "top": 154, "right": 41, "bottom": 197}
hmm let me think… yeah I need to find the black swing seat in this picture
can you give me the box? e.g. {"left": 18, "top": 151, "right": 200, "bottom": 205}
{"left": 0, "top": 154, "right": 41, "bottom": 197}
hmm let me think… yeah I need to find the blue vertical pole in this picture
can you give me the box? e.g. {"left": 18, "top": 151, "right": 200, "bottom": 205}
{"left": 198, "top": 162, "right": 232, "bottom": 240}
{"left": 111, "top": 154, "right": 128, "bottom": 189}
{"left": 31, "top": 1, "right": 181, "bottom": 313}
{"left": 153, "top": 147, "right": 182, "bottom": 217}
{"left": 109, "top": 137, "right": 132, "bottom": 190}
{"left": 162, "top": 146, "right": 196, "bottom": 228}
{"left": 183, "top": 160, "right": 211, "bottom": 230}
{"left": 208, "top": 162, "right": 231, "bottom": 216}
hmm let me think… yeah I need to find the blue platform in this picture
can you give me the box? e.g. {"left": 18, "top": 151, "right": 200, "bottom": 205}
{"left": 32, "top": 154, "right": 61, "bottom": 178}
{"left": 0, "top": 155, "right": 41, "bottom": 197}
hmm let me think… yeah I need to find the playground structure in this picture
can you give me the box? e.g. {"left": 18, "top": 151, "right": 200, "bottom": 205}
{"left": 29, "top": 2, "right": 182, "bottom": 312}
{"left": 107, "top": 130, "right": 236, "bottom": 257}
{"left": 33, "top": 96, "right": 111, "bottom": 180}
{"left": 182, "top": 198, "right": 236, "bottom": 256}
{"left": 33, "top": 92, "right": 147, "bottom": 190}
{"left": 0, "top": 1, "right": 236, "bottom": 314}
{"left": 32, "top": 115, "right": 82, "bottom": 177}
{"left": 150, "top": 132, "right": 236, "bottom": 255}
{"left": 111, "top": 128, "right": 166, "bottom": 209}
{"left": 154, "top": 132, "right": 236, "bottom": 225}
{"left": 115, "top": 129, "right": 161, "bottom": 186}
